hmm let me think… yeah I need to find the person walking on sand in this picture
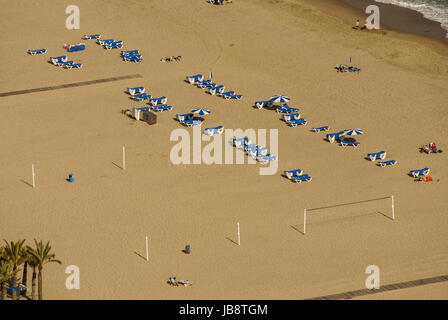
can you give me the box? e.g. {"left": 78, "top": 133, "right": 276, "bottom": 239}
{"left": 355, "top": 19, "right": 360, "bottom": 29}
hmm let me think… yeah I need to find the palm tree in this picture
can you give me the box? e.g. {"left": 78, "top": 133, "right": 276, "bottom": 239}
{"left": 25, "top": 246, "right": 39, "bottom": 300}
{"left": 0, "top": 260, "right": 15, "bottom": 300}
{"left": 2, "top": 239, "right": 26, "bottom": 300}
{"left": 27, "top": 240, "right": 61, "bottom": 300}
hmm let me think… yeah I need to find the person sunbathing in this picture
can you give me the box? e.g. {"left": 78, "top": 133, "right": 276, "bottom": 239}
{"left": 168, "top": 277, "right": 179, "bottom": 286}
{"left": 177, "top": 280, "right": 191, "bottom": 287}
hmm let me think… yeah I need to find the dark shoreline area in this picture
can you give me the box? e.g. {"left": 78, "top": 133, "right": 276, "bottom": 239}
{"left": 340, "top": 0, "right": 448, "bottom": 44}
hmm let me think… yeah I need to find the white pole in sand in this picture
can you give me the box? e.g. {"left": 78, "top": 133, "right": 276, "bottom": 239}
{"left": 303, "top": 208, "right": 307, "bottom": 234}
{"left": 391, "top": 195, "right": 395, "bottom": 220}
{"left": 122, "top": 146, "right": 126, "bottom": 170}
{"left": 145, "top": 236, "right": 149, "bottom": 261}
{"left": 237, "top": 222, "right": 240, "bottom": 246}
{"left": 32, "top": 164, "right": 35, "bottom": 188}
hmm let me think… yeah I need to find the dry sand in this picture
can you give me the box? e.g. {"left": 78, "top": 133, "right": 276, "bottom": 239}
{"left": 0, "top": 0, "right": 447, "bottom": 299}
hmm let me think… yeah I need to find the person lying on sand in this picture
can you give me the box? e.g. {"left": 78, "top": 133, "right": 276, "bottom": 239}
{"left": 177, "top": 280, "right": 192, "bottom": 287}
{"left": 168, "top": 277, "right": 179, "bottom": 286}
{"left": 161, "top": 56, "right": 182, "bottom": 62}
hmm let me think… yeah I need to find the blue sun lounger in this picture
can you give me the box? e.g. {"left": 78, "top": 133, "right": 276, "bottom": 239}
{"left": 283, "top": 113, "right": 301, "bottom": 121}
{"left": 177, "top": 113, "right": 194, "bottom": 122}
{"left": 83, "top": 34, "right": 101, "bottom": 40}
{"left": 97, "top": 39, "right": 114, "bottom": 45}
{"left": 131, "top": 93, "right": 151, "bottom": 101}
{"left": 291, "top": 174, "right": 312, "bottom": 183}
{"left": 198, "top": 82, "right": 216, "bottom": 89}
{"left": 204, "top": 126, "right": 224, "bottom": 136}
{"left": 247, "top": 146, "right": 268, "bottom": 158}
{"left": 312, "top": 126, "right": 330, "bottom": 132}
{"left": 182, "top": 119, "right": 202, "bottom": 127}
{"left": 50, "top": 56, "right": 67, "bottom": 64}
{"left": 284, "top": 169, "right": 303, "bottom": 179}
{"left": 104, "top": 41, "right": 123, "bottom": 49}
{"left": 122, "top": 50, "right": 140, "bottom": 56}
{"left": 326, "top": 131, "right": 345, "bottom": 143}
{"left": 64, "top": 63, "right": 82, "bottom": 69}
{"left": 244, "top": 144, "right": 265, "bottom": 153}
{"left": 127, "top": 87, "right": 145, "bottom": 95}
{"left": 277, "top": 105, "right": 298, "bottom": 113}
{"left": 232, "top": 137, "right": 251, "bottom": 149}
{"left": 378, "top": 160, "right": 397, "bottom": 167}
{"left": 223, "top": 93, "right": 243, "bottom": 100}
{"left": 152, "top": 104, "right": 172, "bottom": 112}
{"left": 196, "top": 80, "right": 212, "bottom": 87}
{"left": 124, "top": 56, "right": 142, "bottom": 62}
{"left": 287, "top": 119, "right": 307, "bottom": 127}
{"left": 367, "top": 151, "right": 386, "bottom": 161}
{"left": 257, "top": 154, "right": 277, "bottom": 164}
{"left": 255, "top": 101, "right": 271, "bottom": 109}
{"left": 67, "top": 43, "right": 86, "bottom": 52}
{"left": 186, "top": 74, "right": 204, "bottom": 84}
{"left": 410, "top": 168, "right": 430, "bottom": 178}
{"left": 207, "top": 85, "right": 225, "bottom": 95}
{"left": 28, "top": 49, "right": 47, "bottom": 55}
{"left": 340, "top": 141, "right": 360, "bottom": 147}
{"left": 149, "top": 96, "right": 167, "bottom": 106}
{"left": 57, "top": 60, "right": 74, "bottom": 67}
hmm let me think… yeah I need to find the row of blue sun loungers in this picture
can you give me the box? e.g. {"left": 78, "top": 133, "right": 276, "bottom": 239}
{"left": 49, "top": 56, "right": 82, "bottom": 69}
{"left": 284, "top": 169, "right": 312, "bottom": 183}
{"left": 231, "top": 137, "right": 277, "bottom": 164}
{"left": 204, "top": 126, "right": 224, "bottom": 136}
{"left": 97, "top": 38, "right": 123, "bottom": 49}
{"left": 122, "top": 50, "right": 143, "bottom": 62}
{"left": 410, "top": 168, "right": 429, "bottom": 177}
{"left": 185, "top": 75, "right": 243, "bottom": 99}
{"left": 28, "top": 49, "right": 47, "bottom": 55}
{"left": 126, "top": 87, "right": 171, "bottom": 112}
{"left": 276, "top": 104, "right": 299, "bottom": 114}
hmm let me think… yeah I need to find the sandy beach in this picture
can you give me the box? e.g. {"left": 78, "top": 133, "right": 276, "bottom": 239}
{"left": 0, "top": 0, "right": 447, "bottom": 300}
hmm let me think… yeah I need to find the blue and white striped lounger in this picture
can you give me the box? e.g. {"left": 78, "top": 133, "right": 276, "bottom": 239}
{"left": 28, "top": 49, "right": 47, "bottom": 55}
{"left": 186, "top": 74, "right": 204, "bottom": 84}
{"left": 83, "top": 34, "right": 101, "bottom": 40}
{"left": 284, "top": 169, "right": 303, "bottom": 179}
{"left": 410, "top": 168, "right": 430, "bottom": 177}
{"left": 131, "top": 93, "right": 151, "bottom": 101}
{"left": 204, "top": 126, "right": 224, "bottom": 136}
{"left": 223, "top": 94, "right": 243, "bottom": 100}
{"left": 127, "top": 87, "right": 145, "bottom": 95}
{"left": 244, "top": 144, "right": 265, "bottom": 153}
{"left": 367, "top": 151, "right": 386, "bottom": 161}
{"left": 287, "top": 119, "right": 307, "bottom": 127}
{"left": 152, "top": 104, "right": 172, "bottom": 112}
{"left": 177, "top": 113, "right": 194, "bottom": 122}
{"left": 149, "top": 96, "right": 167, "bottom": 106}
{"left": 378, "top": 160, "right": 397, "bottom": 167}
{"left": 291, "top": 174, "right": 312, "bottom": 183}
{"left": 341, "top": 141, "right": 360, "bottom": 147}
{"left": 219, "top": 91, "right": 234, "bottom": 97}
{"left": 248, "top": 146, "right": 268, "bottom": 158}
{"left": 312, "top": 126, "right": 330, "bottom": 132}
{"left": 50, "top": 56, "right": 67, "bottom": 65}
{"left": 182, "top": 119, "right": 202, "bottom": 127}
{"left": 208, "top": 85, "right": 225, "bottom": 95}
{"left": 283, "top": 113, "right": 301, "bottom": 121}
{"left": 257, "top": 154, "right": 277, "bottom": 164}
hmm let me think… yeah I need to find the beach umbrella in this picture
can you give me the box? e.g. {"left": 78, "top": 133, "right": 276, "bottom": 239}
{"left": 343, "top": 129, "right": 363, "bottom": 136}
{"left": 209, "top": 68, "right": 213, "bottom": 80}
{"left": 269, "top": 95, "right": 290, "bottom": 104}
{"left": 191, "top": 107, "right": 211, "bottom": 116}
